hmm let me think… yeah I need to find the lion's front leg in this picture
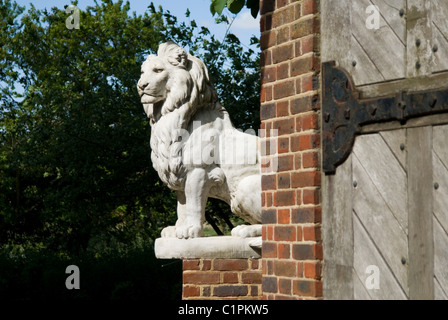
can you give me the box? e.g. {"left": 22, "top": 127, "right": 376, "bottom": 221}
{"left": 175, "top": 168, "right": 209, "bottom": 239}
{"left": 161, "top": 190, "right": 186, "bottom": 238}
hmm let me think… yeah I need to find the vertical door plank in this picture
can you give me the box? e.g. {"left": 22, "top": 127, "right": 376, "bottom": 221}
{"left": 323, "top": 154, "right": 354, "bottom": 300}
{"left": 321, "top": 0, "right": 351, "bottom": 66}
{"left": 407, "top": 126, "right": 434, "bottom": 299}
{"left": 407, "top": 0, "right": 433, "bottom": 77}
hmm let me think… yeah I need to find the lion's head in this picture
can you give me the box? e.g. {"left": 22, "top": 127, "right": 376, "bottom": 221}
{"left": 137, "top": 42, "right": 221, "bottom": 190}
{"left": 137, "top": 41, "right": 217, "bottom": 125}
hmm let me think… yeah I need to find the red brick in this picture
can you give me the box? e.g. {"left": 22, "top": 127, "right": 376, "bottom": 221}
{"left": 302, "top": 151, "right": 319, "bottom": 168}
{"left": 301, "top": 35, "right": 316, "bottom": 55}
{"left": 279, "top": 278, "right": 292, "bottom": 295}
{"left": 296, "top": 225, "right": 303, "bottom": 241}
{"left": 272, "top": 7, "right": 295, "bottom": 28}
{"left": 301, "top": 73, "right": 320, "bottom": 93}
{"left": 223, "top": 272, "right": 239, "bottom": 284}
{"left": 251, "top": 259, "right": 260, "bottom": 270}
{"left": 278, "top": 243, "right": 290, "bottom": 259}
{"left": 276, "top": 62, "right": 290, "bottom": 80}
{"left": 213, "top": 259, "right": 249, "bottom": 271}
{"left": 297, "top": 113, "right": 319, "bottom": 132}
{"left": 277, "top": 154, "right": 294, "bottom": 172}
{"left": 277, "top": 208, "right": 290, "bottom": 224}
{"left": 183, "top": 260, "right": 200, "bottom": 271}
{"left": 276, "top": 0, "right": 290, "bottom": 9}
{"left": 274, "top": 190, "right": 295, "bottom": 206}
{"left": 263, "top": 277, "right": 278, "bottom": 293}
{"left": 183, "top": 272, "right": 220, "bottom": 284}
{"left": 266, "top": 192, "right": 273, "bottom": 207}
{"left": 263, "top": 209, "right": 276, "bottom": 224}
{"left": 272, "top": 44, "right": 293, "bottom": 64}
{"left": 273, "top": 118, "right": 295, "bottom": 135}
{"left": 274, "top": 260, "right": 297, "bottom": 277}
{"left": 242, "top": 272, "right": 262, "bottom": 284}
{"left": 276, "top": 100, "right": 290, "bottom": 117}
{"left": 291, "top": 170, "right": 321, "bottom": 188}
{"left": 291, "top": 95, "right": 317, "bottom": 114}
{"left": 291, "top": 55, "right": 313, "bottom": 77}
{"left": 274, "top": 81, "right": 295, "bottom": 99}
{"left": 294, "top": 153, "right": 302, "bottom": 170}
{"left": 261, "top": 103, "right": 275, "bottom": 120}
{"left": 304, "top": 261, "right": 322, "bottom": 280}
{"left": 292, "top": 244, "right": 314, "bottom": 260}
{"left": 262, "top": 174, "right": 276, "bottom": 191}
{"left": 250, "top": 285, "right": 260, "bottom": 297}
{"left": 277, "top": 137, "right": 290, "bottom": 154}
{"left": 277, "top": 26, "right": 290, "bottom": 45}
{"left": 274, "top": 226, "right": 296, "bottom": 241}
{"left": 303, "top": 188, "right": 320, "bottom": 204}
{"left": 314, "top": 243, "right": 323, "bottom": 259}
{"left": 262, "top": 66, "right": 276, "bottom": 83}
{"left": 291, "top": 207, "right": 322, "bottom": 223}
{"left": 291, "top": 18, "right": 316, "bottom": 40}
{"left": 291, "top": 133, "right": 320, "bottom": 151}
{"left": 292, "top": 279, "right": 322, "bottom": 297}
{"left": 303, "top": 225, "right": 321, "bottom": 241}
{"left": 262, "top": 242, "right": 277, "bottom": 258}
{"left": 183, "top": 285, "right": 200, "bottom": 297}
{"left": 261, "top": 31, "right": 276, "bottom": 50}
{"left": 302, "top": 0, "right": 318, "bottom": 16}
{"left": 277, "top": 173, "right": 291, "bottom": 189}
{"left": 213, "top": 285, "right": 248, "bottom": 297}
{"left": 202, "top": 260, "right": 212, "bottom": 271}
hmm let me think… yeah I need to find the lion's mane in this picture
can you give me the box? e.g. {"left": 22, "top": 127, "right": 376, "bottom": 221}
{"left": 149, "top": 42, "right": 223, "bottom": 190}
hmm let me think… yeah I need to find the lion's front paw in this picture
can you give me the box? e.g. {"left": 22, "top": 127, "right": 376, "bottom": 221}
{"left": 161, "top": 226, "right": 177, "bottom": 238}
{"left": 175, "top": 224, "right": 203, "bottom": 239}
{"left": 231, "top": 225, "right": 262, "bottom": 238}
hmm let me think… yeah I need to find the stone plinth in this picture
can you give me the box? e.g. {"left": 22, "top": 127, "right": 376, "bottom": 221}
{"left": 155, "top": 236, "right": 262, "bottom": 259}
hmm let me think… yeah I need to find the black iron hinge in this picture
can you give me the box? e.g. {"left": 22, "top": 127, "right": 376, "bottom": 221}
{"left": 322, "top": 61, "right": 448, "bottom": 174}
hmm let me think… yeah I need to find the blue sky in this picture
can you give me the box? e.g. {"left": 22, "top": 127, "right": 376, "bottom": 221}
{"left": 13, "top": 0, "right": 260, "bottom": 47}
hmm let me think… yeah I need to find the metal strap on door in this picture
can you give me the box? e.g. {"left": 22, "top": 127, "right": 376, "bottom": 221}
{"left": 322, "top": 61, "right": 448, "bottom": 174}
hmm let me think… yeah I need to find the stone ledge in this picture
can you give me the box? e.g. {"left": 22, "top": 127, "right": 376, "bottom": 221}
{"left": 155, "top": 236, "right": 262, "bottom": 259}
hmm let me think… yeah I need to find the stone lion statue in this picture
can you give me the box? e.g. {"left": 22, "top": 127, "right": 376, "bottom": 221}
{"left": 138, "top": 42, "right": 262, "bottom": 239}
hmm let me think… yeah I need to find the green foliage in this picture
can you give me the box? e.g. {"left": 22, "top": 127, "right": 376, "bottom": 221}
{"left": 210, "top": 0, "right": 259, "bottom": 18}
{"left": 0, "top": 0, "right": 260, "bottom": 299}
{"left": 0, "top": 241, "right": 182, "bottom": 300}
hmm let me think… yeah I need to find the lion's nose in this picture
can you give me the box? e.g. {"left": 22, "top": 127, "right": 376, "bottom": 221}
{"left": 138, "top": 80, "right": 149, "bottom": 91}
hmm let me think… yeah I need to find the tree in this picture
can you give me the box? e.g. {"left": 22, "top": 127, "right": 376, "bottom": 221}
{"left": 210, "top": 0, "right": 260, "bottom": 18}
{"left": 0, "top": 0, "right": 260, "bottom": 254}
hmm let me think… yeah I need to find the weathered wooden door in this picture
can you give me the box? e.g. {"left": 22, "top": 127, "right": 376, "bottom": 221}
{"left": 321, "top": 0, "right": 448, "bottom": 300}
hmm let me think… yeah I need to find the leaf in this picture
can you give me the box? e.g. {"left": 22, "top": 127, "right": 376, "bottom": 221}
{"left": 227, "top": 0, "right": 245, "bottom": 14}
{"left": 210, "top": 0, "right": 227, "bottom": 16}
{"left": 246, "top": 0, "right": 259, "bottom": 18}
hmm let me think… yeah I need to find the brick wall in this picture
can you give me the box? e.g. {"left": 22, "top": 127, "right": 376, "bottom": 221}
{"left": 182, "top": 259, "right": 262, "bottom": 300}
{"left": 260, "top": 0, "right": 323, "bottom": 300}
